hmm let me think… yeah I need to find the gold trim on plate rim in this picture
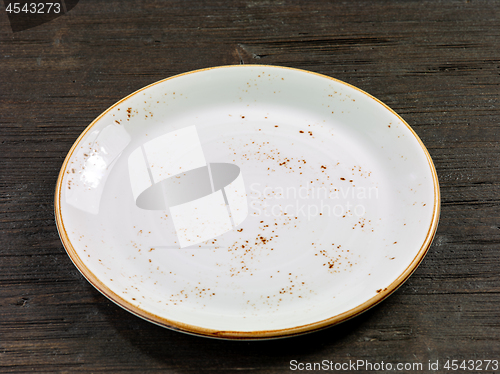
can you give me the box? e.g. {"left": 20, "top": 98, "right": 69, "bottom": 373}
{"left": 54, "top": 65, "right": 440, "bottom": 340}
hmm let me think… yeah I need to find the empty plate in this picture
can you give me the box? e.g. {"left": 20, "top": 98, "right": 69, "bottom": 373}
{"left": 55, "top": 65, "right": 440, "bottom": 339}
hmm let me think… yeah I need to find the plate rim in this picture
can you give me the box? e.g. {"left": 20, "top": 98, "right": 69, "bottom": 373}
{"left": 54, "top": 64, "right": 441, "bottom": 340}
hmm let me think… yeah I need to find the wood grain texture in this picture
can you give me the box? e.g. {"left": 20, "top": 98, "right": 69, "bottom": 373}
{"left": 1, "top": 0, "right": 499, "bottom": 372}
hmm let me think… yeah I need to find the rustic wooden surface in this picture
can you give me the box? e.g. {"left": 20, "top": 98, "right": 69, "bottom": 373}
{"left": 1, "top": 0, "right": 499, "bottom": 372}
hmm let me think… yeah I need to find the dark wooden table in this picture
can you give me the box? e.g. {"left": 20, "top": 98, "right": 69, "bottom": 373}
{"left": 1, "top": 0, "right": 499, "bottom": 372}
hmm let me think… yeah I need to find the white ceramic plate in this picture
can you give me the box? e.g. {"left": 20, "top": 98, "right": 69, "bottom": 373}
{"left": 55, "top": 65, "right": 439, "bottom": 339}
